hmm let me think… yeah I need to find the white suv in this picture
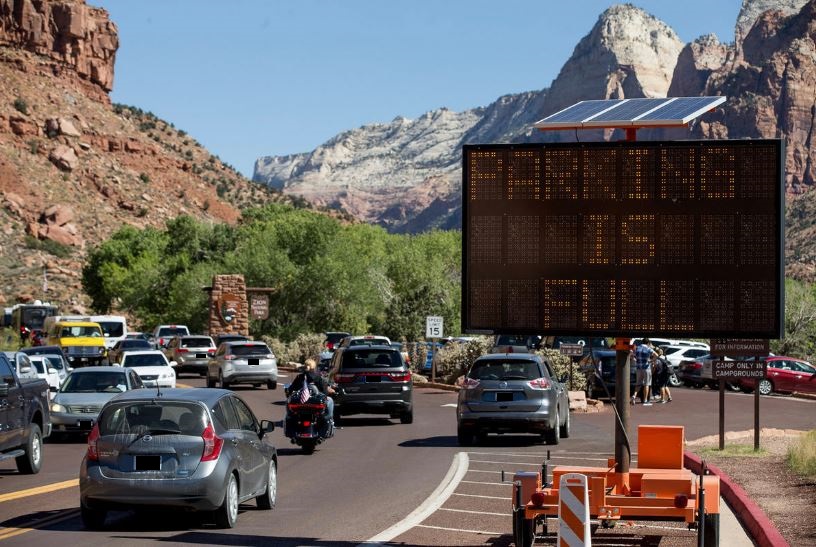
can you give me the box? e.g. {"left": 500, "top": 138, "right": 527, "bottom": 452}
{"left": 152, "top": 325, "right": 190, "bottom": 349}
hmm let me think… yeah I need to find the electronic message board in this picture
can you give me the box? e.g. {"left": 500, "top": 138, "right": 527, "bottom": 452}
{"left": 462, "top": 140, "right": 784, "bottom": 338}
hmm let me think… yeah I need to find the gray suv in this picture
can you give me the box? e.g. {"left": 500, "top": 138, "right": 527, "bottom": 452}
{"left": 165, "top": 335, "right": 216, "bottom": 376}
{"left": 328, "top": 345, "right": 413, "bottom": 424}
{"left": 457, "top": 354, "right": 570, "bottom": 445}
{"left": 79, "top": 388, "right": 277, "bottom": 529}
{"left": 207, "top": 341, "right": 278, "bottom": 390}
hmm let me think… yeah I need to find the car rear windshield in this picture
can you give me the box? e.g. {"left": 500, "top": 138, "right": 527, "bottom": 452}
{"left": 325, "top": 332, "right": 349, "bottom": 344}
{"left": 349, "top": 338, "right": 389, "bottom": 346}
{"left": 62, "top": 371, "right": 128, "bottom": 393}
{"left": 122, "top": 340, "right": 151, "bottom": 349}
{"left": 342, "top": 349, "right": 402, "bottom": 368}
{"left": 98, "top": 321, "right": 125, "bottom": 338}
{"left": 181, "top": 337, "right": 214, "bottom": 348}
{"left": 123, "top": 354, "right": 168, "bottom": 367}
{"left": 98, "top": 401, "right": 207, "bottom": 436}
{"left": 231, "top": 344, "right": 271, "bottom": 356}
{"left": 468, "top": 360, "right": 542, "bottom": 380}
{"left": 42, "top": 355, "right": 65, "bottom": 370}
{"left": 158, "top": 327, "right": 189, "bottom": 337}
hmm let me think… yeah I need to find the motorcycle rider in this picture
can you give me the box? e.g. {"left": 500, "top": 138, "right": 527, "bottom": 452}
{"left": 288, "top": 358, "right": 336, "bottom": 425}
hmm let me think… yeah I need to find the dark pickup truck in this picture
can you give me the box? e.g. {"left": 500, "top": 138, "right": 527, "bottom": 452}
{"left": 0, "top": 351, "right": 51, "bottom": 473}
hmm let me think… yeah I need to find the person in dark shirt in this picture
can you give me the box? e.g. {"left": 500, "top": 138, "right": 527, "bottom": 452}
{"left": 289, "top": 358, "right": 336, "bottom": 420}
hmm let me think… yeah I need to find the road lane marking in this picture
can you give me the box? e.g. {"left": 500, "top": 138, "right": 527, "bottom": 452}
{"left": 441, "top": 404, "right": 457, "bottom": 407}
{"left": 467, "top": 469, "right": 502, "bottom": 474}
{"left": 360, "top": 452, "right": 469, "bottom": 545}
{"left": 468, "top": 451, "right": 637, "bottom": 457}
{"left": 0, "top": 509, "right": 79, "bottom": 541}
{"left": 0, "top": 479, "right": 79, "bottom": 503}
{"left": 439, "top": 508, "right": 506, "bottom": 517}
{"left": 452, "top": 493, "right": 506, "bottom": 500}
{"left": 461, "top": 480, "right": 511, "bottom": 486}
{"left": 415, "top": 524, "right": 503, "bottom": 535}
{"left": 470, "top": 459, "right": 540, "bottom": 466}
{"left": 176, "top": 382, "right": 193, "bottom": 388}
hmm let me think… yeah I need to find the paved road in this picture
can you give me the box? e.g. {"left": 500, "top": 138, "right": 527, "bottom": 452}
{"left": 0, "top": 376, "right": 813, "bottom": 546}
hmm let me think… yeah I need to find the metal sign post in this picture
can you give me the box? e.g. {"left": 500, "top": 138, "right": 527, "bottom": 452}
{"left": 559, "top": 344, "right": 584, "bottom": 391}
{"left": 614, "top": 338, "right": 631, "bottom": 475}
{"left": 426, "top": 316, "right": 443, "bottom": 384}
{"left": 712, "top": 355, "right": 768, "bottom": 451}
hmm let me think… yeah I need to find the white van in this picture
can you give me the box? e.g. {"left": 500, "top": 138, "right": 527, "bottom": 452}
{"left": 43, "top": 314, "right": 127, "bottom": 350}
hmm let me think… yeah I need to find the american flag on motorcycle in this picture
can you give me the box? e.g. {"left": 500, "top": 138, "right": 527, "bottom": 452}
{"left": 298, "top": 381, "right": 310, "bottom": 404}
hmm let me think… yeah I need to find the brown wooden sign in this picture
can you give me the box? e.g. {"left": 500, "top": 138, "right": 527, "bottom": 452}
{"left": 712, "top": 360, "right": 767, "bottom": 379}
{"left": 559, "top": 343, "right": 584, "bottom": 356}
{"left": 710, "top": 339, "right": 769, "bottom": 356}
{"left": 250, "top": 294, "right": 269, "bottom": 321}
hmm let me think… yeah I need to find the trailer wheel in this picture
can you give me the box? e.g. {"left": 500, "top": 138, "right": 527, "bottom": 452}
{"left": 703, "top": 513, "right": 719, "bottom": 546}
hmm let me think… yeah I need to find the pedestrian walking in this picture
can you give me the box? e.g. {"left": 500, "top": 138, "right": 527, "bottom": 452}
{"left": 654, "top": 348, "right": 673, "bottom": 403}
{"left": 632, "top": 338, "right": 657, "bottom": 405}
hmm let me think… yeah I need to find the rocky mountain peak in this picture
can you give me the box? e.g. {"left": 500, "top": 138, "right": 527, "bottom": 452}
{"left": 540, "top": 3, "right": 684, "bottom": 116}
{"left": 735, "top": 0, "right": 809, "bottom": 46}
{"left": 0, "top": 0, "right": 118, "bottom": 101}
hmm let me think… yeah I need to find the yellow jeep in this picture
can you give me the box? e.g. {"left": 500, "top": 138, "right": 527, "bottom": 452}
{"left": 47, "top": 320, "right": 107, "bottom": 367}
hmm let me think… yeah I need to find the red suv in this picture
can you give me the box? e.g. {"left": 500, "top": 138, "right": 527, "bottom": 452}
{"left": 739, "top": 357, "right": 816, "bottom": 396}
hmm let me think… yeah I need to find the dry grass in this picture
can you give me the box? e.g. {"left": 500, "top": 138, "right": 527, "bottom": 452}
{"left": 786, "top": 429, "right": 816, "bottom": 478}
{"left": 699, "top": 444, "right": 769, "bottom": 458}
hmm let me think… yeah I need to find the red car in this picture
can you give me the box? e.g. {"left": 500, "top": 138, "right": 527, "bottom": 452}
{"left": 739, "top": 356, "right": 816, "bottom": 395}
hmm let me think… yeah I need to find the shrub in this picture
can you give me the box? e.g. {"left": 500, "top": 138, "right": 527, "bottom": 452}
{"left": 433, "top": 336, "right": 493, "bottom": 383}
{"left": 405, "top": 341, "right": 428, "bottom": 373}
{"left": 787, "top": 430, "right": 816, "bottom": 478}
{"left": 24, "top": 235, "right": 73, "bottom": 258}
{"left": 262, "top": 333, "right": 324, "bottom": 365}
{"left": 28, "top": 140, "right": 39, "bottom": 154}
{"left": 203, "top": 199, "right": 211, "bottom": 211}
{"left": 136, "top": 207, "right": 148, "bottom": 217}
{"left": 535, "top": 348, "right": 587, "bottom": 392}
{"left": 13, "top": 97, "right": 28, "bottom": 115}
{"left": 0, "top": 327, "right": 21, "bottom": 351}
{"left": 139, "top": 172, "right": 150, "bottom": 184}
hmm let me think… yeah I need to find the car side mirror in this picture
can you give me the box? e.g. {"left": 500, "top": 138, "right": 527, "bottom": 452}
{"left": 48, "top": 368, "right": 58, "bottom": 375}
{"left": 169, "top": 361, "right": 178, "bottom": 368}
{"left": 20, "top": 366, "right": 31, "bottom": 375}
{"left": 259, "top": 419, "right": 275, "bottom": 437}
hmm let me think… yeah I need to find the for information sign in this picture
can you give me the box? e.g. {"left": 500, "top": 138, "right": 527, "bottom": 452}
{"left": 710, "top": 339, "right": 769, "bottom": 356}
{"left": 559, "top": 344, "right": 584, "bottom": 357}
{"left": 713, "top": 360, "right": 767, "bottom": 379}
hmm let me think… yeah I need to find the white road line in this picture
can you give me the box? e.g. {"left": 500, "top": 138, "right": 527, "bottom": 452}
{"left": 461, "top": 480, "right": 511, "bottom": 486}
{"left": 360, "top": 452, "right": 469, "bottom": 546}
{"left": 468, "top": 451, "right": 638, "bottom": 457}
{"left": 441, "top": 403, "right": 457, "bottom": 407}
{"left": 470, "top": 459, "right": 540, "bottom": 466}
{"left": 415, "top": 524, "right": 503, "bottom": 535}
{"left": 439, "top": 507, "right": 506, "bottom": 517}
{"left": 467, "top": 469, "right": 502, "bottom": 474}
{"left": 452, "top": 493, "right": 506, "bottom": 500}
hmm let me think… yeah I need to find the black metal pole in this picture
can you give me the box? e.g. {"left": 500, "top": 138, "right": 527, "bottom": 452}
{"left": 698, "top": 461, "right": 706, "bottom": 547}
{"left": 754, "top": 384, "right": 760, "bottom": 451}
{"left": 719, "top": 378, "right": 725, "bottom": 451}
{"left": 615, "top": 343, "right": 630, "bottom": 473}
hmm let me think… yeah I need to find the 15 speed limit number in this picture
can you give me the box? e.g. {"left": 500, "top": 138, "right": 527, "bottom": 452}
{"left": 426, "top": 316, "right": 443, "bottom": 339}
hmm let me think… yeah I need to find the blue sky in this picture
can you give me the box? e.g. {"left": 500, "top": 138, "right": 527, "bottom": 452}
{"left": 94, "top": 1, "right": 741, "bottom": 177}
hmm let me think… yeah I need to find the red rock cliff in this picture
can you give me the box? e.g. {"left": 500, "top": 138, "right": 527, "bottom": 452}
{"left": 0, "top": 0, "right": 118, "bottom": 95}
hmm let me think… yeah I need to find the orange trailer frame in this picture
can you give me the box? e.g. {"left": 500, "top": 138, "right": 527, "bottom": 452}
{"left": 511, "top": 425, "right": 720, "bottom": 546}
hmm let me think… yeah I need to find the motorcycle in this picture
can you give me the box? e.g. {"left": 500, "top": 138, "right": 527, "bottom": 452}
{"left": 283, "top": 386, "right": 335, "bottom": 454}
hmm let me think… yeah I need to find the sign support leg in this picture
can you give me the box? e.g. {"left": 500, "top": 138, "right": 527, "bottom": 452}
{"left": 431, "top": 339, "right": 436, "bottom": 384}
{"left": 719, "top": 378, "right": 725, "bottom": 451}
{"left": 754, "top": 386, "right": 760, "bottom": 451}
{"left": 614, "top": 343, "right": 630, "bottom": 474}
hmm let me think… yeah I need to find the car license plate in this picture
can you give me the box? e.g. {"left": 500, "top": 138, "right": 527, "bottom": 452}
{"left": 365, "top": 375, "right": 381, "bottom": 383}
{"left": 248, "top": 358, "right": 259, "bottom": 366}
{"left": 135, "top": 455, "right": 161, "bottom": 471}
{"left": 196, "top": 353, "right": 206, "bottom": 358}
{"left": 77, "top": 419, "right": 94, "bottom": 430}
{"left": 497, "top": 391, "right": 514, "bottom": 402}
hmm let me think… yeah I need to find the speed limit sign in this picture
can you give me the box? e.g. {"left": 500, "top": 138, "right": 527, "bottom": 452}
{"left": 426, "top": 316, "right": 443, "bottom": 339}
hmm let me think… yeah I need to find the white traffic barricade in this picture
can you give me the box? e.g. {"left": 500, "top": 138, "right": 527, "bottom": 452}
{"left": 558, "top": 472, "right": 591, "bottom": 546}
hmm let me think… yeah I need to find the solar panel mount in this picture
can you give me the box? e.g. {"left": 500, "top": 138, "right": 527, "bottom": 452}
{"left": 534, "top": 96, "right": 726, "bottom": 131}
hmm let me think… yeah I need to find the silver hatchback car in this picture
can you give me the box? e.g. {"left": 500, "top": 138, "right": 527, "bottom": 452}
{"left": 207, "top": 341, "right": 278, "bottom": 390}
{"left": 456, "top": 354, "right": 570, "bottom": 446}
{"left": 79, "top": 388, "right": 277, "bottom": 529}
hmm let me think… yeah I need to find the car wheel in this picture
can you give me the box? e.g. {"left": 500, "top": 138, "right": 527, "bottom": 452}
{"left": 214, "top": 473, "right": 239, "bottom": 528}
{"left": 80, "top": 502, "right": 107, "bottom": 530}
{"left": 559, "top": 409, "right": 571, "bottom": 439}
{"left": 16, "top": 424, "right": 42, "bottom": 474}
{"left": 544, "top": 410, "right": 560, "bottom": 445}
{"left": 457, "top": 425, "right": 474, "bottom": 446}
{"left": 266, "top": 380, "right": 277, "bottom": 390}
{"left": 219, "top": 370, "right": 230, "bottom": 389}
{"left": 206, "top": 374, "right": 215, "bottom": 388}
{"left": 758, "top": 379, "right": 774, "bottom": 396}
{"left": 668, "top": 373, "right": 681, "bottom": 387}
{"left": 399, "top": 410, "right": 413, "bottom": 424}
{"left": 256, "top": 460, "right": 277, "bottom": 510}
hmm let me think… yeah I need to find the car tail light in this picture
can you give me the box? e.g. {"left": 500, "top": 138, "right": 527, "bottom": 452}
{"left": 201, "top": 423, "right": 224, "bottom": 462}
{"left": 334, "top": 373, "right": 355, "bottom": 383}
{"left": 208, "top": 348, "right": 216, "bottom": 354}
{"left": 531, "top": 491, "right": 547, "bottom": 507}
{"left": 388, "top": 372, "right": 411, "bottom": 382}
{"left": 690, "top": 362, "right": 703, "bottom": 370}
{"left": 158, "top": 338, "right": 165, "bottom": 346}
{"left": 507, "top": 346, "right": 513, "bottom": 353}
{"left": 462, "top": 377, "right": 480, "bottom": 389}
{"left": 176, "top": 348, "right": 188, "bottom": 353}
{"left": 86, "top": 423, "right": 100, "bottom": 461}
{"left": 266, "top": 353, "right": 275, "bottom": 359}
{"left": 674, "top": 494, "right": 688, "bottom": 508}
{"left": 327, "top": 342, "right": 334, "bottom": 350}
{"left": 302, "top": 421, "right": 311, "bottom": 427}
{"left": 287, "top": 403, "right": 326, "bottom": 411}
{"left": 527, "top": 378, "right": 552, "bottom": 390}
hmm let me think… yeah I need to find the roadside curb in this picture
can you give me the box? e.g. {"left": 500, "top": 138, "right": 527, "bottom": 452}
{"left": 684, "top": 451, "right": 789, "bottom": 547}
{"left": 792, "top": 391, "right": 816, "bottom": 401}
{"left": 413, "top": 381, "right": 459, "bottom": 392}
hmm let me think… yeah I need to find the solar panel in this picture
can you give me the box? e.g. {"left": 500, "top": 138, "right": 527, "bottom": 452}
{"left": 584, "top": 98, "right": 670, "bottom": 125}
{"left": 534, "top": 96, "right": 726, "bottom": 130}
